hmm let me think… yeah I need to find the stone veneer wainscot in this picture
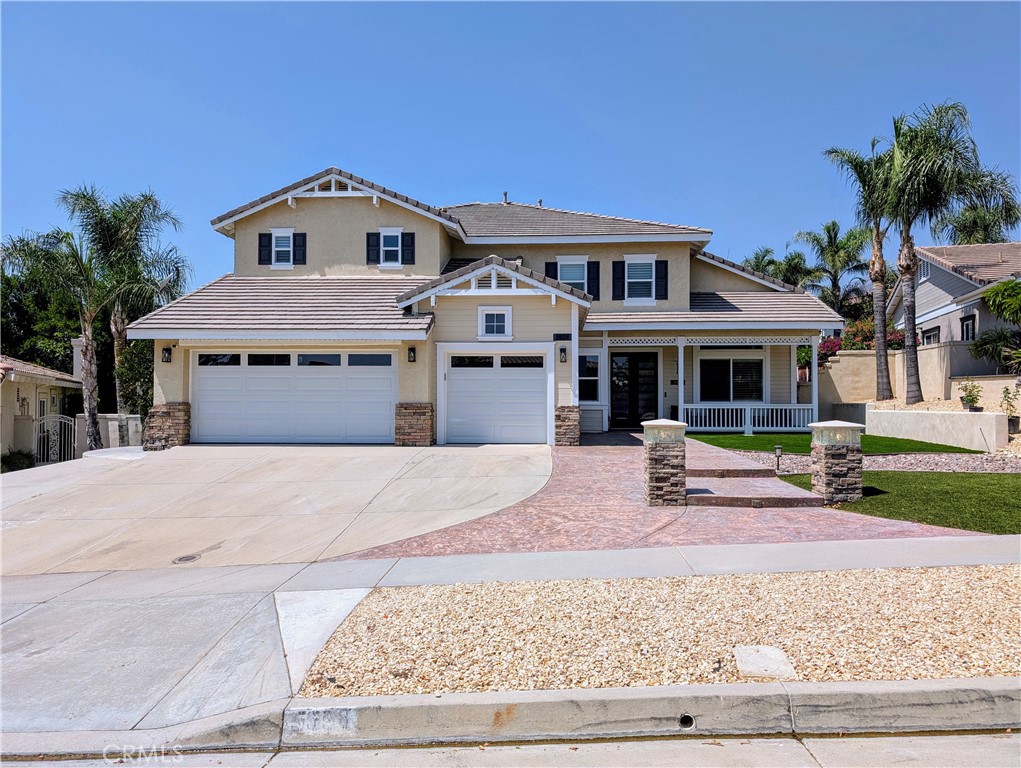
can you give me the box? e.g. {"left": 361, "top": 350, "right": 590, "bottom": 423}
{"left": 395, "top": 402, "right": 435, "bottom": 446}
{"left": 555, "top": 405, "right": 580, "bottom": 446}
{"left": 142, "top": 402, "right": 191, "bottom": 451}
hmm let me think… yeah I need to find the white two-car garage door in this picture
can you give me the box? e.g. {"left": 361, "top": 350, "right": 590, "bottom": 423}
{"left": 445, "top": 353, "right": 549, "bottom": 444}
{"left": 191, "top": 351, "right": 396, "bottom": 443}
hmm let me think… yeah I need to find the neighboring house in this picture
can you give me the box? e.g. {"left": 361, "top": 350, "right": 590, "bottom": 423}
{"left": 127, "top": 167, "right": 842, "bottom": 448}
{"left": 0, "top": 355, "right": 82, "bottom": 455}
{"left": 889, "top": 242, "right": 1021, "bottom": 348}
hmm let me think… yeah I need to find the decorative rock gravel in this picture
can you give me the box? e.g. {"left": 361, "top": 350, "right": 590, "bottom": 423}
{"left": 300, "top": 565, "right": 1019, "bottom": 698}
{"left": 733, "top": 449, "right": 1021, "bottom": 475}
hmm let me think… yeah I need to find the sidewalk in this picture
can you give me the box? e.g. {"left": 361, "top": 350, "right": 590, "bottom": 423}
{"left": 2, "top": 535, "right": 1018, "bottom": 757}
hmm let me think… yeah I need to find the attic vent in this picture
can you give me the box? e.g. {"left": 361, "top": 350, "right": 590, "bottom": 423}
{"left": 495, "top": 273, "right": 513, "bottom": 289}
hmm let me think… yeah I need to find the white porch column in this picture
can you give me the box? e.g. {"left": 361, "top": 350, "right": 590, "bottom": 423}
{"left": 790, "top": 343, "right": 798, "bottom": 404}
{"left": 810, "top": 336, "right": 819, "bottom": 422}
{"left": 676, "top": 337, "right": 685, "bottom": 421}
{"left": 570, "top": 303, "right": 579, "bottom": 405}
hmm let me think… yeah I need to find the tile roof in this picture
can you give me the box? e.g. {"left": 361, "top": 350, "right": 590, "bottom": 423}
{"left": 0, "top": 356, "right": 80, "bottom": 385}
{"left": 585, "top": 292, "right": 843, "bottom": 327}
{"left": 916, "top": 242, "right": 1021, "bottom": 285}
{"left": 128, "top": 276, "right": 434, "bottom": 334}
{"left": 210, "top": 167, "right": 460, "bottom": 230}
{"left": 442, "top": 202, "right": 711, "bottom": 238}
{"left": 695, "top": 250, "right": 797, "bottom": 291}
{"left": 396, "top": 256, "right": 591, "bottom": 306}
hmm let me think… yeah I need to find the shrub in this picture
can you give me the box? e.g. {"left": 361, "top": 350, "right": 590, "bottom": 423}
{"left": 970, "top": 328, "right": 1021, "bottom": 374}
{"left": 959, "top": 378, "right": 982, "bottom": 408}
{"left": 818, "top": 336, "right": 842, "bottom": 363}
{"left": 841, "top": 318, "right": 907, "bottom": 351}
{"left": 1, "top": 449, "right": 35, "bottom": 473}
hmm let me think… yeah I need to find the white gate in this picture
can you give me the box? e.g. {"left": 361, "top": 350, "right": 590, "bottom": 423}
{"left": 34, "top": 414, "right": 77, "bottom": 465}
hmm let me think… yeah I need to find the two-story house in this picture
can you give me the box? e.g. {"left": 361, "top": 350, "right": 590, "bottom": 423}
{"left": 128, "top": 167, "right": 842, "bottom": 448}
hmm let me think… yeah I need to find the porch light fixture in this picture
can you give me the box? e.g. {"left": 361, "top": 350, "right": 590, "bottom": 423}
{"left": 774, "top": 445, "right": 783, "bottom": 472}
{"left": 407, "top": 346, "right": 416, "bottom": 363}
{"left": 161, "top": 346, "right": 173, "bottom": 363}
{"left": 560, "top": 346, "right": 567, "bottom": 363}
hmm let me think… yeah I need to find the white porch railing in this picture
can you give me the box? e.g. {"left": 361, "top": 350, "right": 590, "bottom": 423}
{"left": 682, "top": 405, "right": 815, "bottom": 434}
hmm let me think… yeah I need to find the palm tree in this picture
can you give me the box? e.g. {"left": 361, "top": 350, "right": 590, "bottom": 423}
{"left": 794, "top": 221, "right": 870, "bottom": 316}
{"left": 825, "top": 141, "right": 897, "bottom": 400}
{"left": 886, "top": 102, "right": 1018, "bottom": 403}
{"left": 743, "top": 246, "right": 779, "bottom": 275}
{"left": 2, "top": 231, "right": 112, "bottom": 451}
{"left": 57, "top": 186, "right": 187, "bottom": 441}
{"left": 773, "top": 246, "right": 824, "bottom": 288}
{"left": 933, "top": 169, "right": 1021, "bottom": 244}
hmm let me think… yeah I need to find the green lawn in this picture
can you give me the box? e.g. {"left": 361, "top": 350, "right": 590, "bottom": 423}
{"left": 688, "top": 432, "right": 980, "bottom": 455}
{"left": 783, "top": 472, "right": 1021, "bottom": 534}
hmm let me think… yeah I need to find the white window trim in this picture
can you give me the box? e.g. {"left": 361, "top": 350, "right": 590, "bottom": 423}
{"left": 477, "top": 305, "right": 513, "bottom": 341}
{"left": 577, "top": 347, "right": 605, "bottom": 405}
{"left": 378, "top": 226, "right": 404, "bottom": 270}
{"left": 269, "top": 227, "right": 294, "bottom": 270}
{"left": 922, "top": 327, "right": 940, "bottom": 345}
{"left": 623, "top": 254, "right": 657, "bottom": 306}
{"left": 693, "top": 346, "right": 770, "bottom": 403}
{"left": 556, "top": 255, "right": 589, "bottom": 294}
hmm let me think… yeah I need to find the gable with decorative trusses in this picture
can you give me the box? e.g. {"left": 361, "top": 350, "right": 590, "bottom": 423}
{"left": 211, "top": 167, "right": 463, "bottom": 238}
{"left": 396, "top": 256, "right": 591, "bottom": 310}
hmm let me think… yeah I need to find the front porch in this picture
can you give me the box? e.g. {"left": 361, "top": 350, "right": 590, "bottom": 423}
{"left": 576, "top": 333, "right": 820, "bottom": 434}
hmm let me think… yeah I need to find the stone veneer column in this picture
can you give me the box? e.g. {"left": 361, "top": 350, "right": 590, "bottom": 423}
{"left": 554, "top": 405, "right": 580, "bottom": 446}
{"left": 142, "top": 402, "right": 191, "bottom": 451}
{"left": 809, "top": 420, "right": 865, "bottom": 504}
{"left": 395, "top": 403, "right": 435, "bottom": 446}
{"left": 642, "top": 418, "right": 687, "bottom": 506}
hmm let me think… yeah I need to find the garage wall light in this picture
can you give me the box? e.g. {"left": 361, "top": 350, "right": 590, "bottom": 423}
{"left": 161, "top": 346, "right": 173, "bottom": 363}
{"left": 559, "top": 347, "right": 567, "bottom": 363}
{"left": 407, "top": 346, "right": 416, "bottom": 363}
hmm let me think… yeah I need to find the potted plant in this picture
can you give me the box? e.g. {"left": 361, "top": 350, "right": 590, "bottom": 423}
{"left": 959, "top": 378, "right": 983, "bottom": 412}
{"left": 1001, "top": 387, "right": 1020, "bottom": 433}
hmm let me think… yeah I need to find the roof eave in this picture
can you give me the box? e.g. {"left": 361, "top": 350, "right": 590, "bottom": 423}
{"left": 127, "top": 327, "right": 432, "bottom": 341}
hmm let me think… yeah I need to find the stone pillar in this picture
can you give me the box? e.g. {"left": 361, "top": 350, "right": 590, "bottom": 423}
{"left": 395, "top": 403, "right": 435, "bottom": 447}
{"left": 809, "top": 420, "right": 864, "bottom": 504}
{"left": 555, "top": 405, "right": 580, "bottom": 446}
{"left": 142, "top": 402, "right": 191, "bottom": 451}
{"left": 642, "top": 418, "right": 687, "bottom": 506}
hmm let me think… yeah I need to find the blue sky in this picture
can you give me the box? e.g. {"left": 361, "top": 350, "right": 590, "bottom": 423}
{"left": 3, "top": 2, "right": 1019, "bottom": 289}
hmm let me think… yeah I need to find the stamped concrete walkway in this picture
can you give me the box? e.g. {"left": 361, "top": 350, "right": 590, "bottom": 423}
{"left": 337, "top": 440, "right": 976, "bottom": 561}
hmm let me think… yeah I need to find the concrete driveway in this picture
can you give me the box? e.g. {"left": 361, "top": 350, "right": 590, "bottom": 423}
{"left": 0, "top": 444, "right": 551, "bottom": 575}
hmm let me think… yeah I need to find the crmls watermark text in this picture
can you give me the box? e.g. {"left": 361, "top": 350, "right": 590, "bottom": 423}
{"left": 102, "top": 744, "right": 183, "bottom": 763}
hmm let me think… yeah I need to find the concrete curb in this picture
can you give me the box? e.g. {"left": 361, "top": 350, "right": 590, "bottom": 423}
{"left": 280, "top": 677, "right": 1021, "bottom": 748}
{"left": 2, "top": 679, "right": 1017, "bottom": 757}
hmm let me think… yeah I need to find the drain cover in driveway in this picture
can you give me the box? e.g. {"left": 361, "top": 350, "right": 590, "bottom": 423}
{"left": 172, "top": 554, "right": 201, "bottom": 564}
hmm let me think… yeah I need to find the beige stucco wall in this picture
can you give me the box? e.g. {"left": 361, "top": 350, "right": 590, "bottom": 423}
{"left": 1, "top": 381, "right": 17, "bottom": 452}
{"left": 232, "top": 197, "right": 451, "bottom": 277}
{"left": 152, "top": 340, "right": 190, "bottom": 404}
{"left": 689, "top": 257, "right": 773, "bottom": 293}
{"left": 450, "top": 243, "right": 692, "bottom": 312}
{"left": 2, "top": 377, "right": 80, "bottom": 455}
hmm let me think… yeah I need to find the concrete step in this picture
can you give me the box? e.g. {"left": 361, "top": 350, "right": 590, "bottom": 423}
{"left": 685, "top": 475, "right": 822, "bottom": 508}
{"left": 687, "top": 467, "right": 776, "bottom": 478}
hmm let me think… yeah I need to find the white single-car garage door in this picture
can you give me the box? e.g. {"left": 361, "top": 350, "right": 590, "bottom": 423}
{"left": 191, "top": 351, "right": 396, "bottom": 443}
{"left": 445, "top": 353, "right": 549, "bottom": 444}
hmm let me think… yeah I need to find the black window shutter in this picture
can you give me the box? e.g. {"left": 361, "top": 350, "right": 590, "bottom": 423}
{"left": 258, "top": 233, "right": 272, "bottom": 265}
{"left": 401, "top": 232, "right": 416, "bottom": 265}
{"left": 586, "top": 261, "right": 600, "bottom": 299}
{"left": 366, "top": 232, "right": 380, "bottom": 264}
{"left": 545, "top": 262, "right": 557, "bottom": 279}
{"left": 612, "top": 261, "right": 625, "bottom": 300}
{"left": 655, "top": 260, "right": 668, "bottom": 300}
{"left": 292, "top": 233, "right": 307, "bottom": 265}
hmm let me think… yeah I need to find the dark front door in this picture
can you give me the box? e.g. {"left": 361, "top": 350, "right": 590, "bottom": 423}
{"left": 610, "top": 352, "right": 658, "bottom": 428}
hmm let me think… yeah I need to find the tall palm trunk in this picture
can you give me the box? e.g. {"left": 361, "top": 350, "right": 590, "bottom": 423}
{"left": 870, "top": 225, "right": 894, "bottom": 400}
{"left": 897, "top": 228, "right": 923, "bottom": 404}
{"left": 110, "top": 301, "right": 130, "bottom": 446}
{"left": 80, "top": 319, "right": 104, "bottom": 451}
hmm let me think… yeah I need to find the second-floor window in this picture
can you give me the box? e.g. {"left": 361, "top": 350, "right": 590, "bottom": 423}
{"left": 271, "top": 227, "right": 294, "bottom": 268}
{"left": 626, "top": 257, "right": 655, "bottom": 301}
{"left": 960, "top": 315, "right": 976, "bottom": 342}
{"left": 380, "top": 227, "right": 402, "bottom": 265}
{"left": 478, "top": 306, "right": 513, "bottom": 339}
{"left": 557, "top": 257, "right": 588, "bottom": 293}
{"left": 922, "top": 327, "right": 940, "bottom": 345}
